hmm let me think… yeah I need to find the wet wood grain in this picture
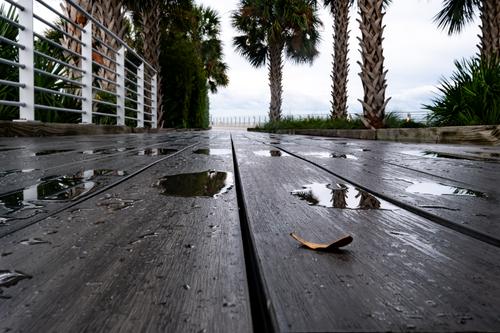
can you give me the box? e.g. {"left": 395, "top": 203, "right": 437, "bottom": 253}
{"left": 0, "top": 133, "right": 251, "bottom": 332}
{"left": 233, "top": 133, "right": 500, "bottom": 332}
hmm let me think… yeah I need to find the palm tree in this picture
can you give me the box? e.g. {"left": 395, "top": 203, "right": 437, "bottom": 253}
{"left": 435, "top": 0, "right": 500, "bottom": 62}
{"left": 124, "top": 0, "right": 165, "bottom": 127}
{"left": 233, "top": 0, "right": 322, "bottom": 121}
{"left": 324, "top": 0, "right": 354, "bottom": 119}
{"left": 357, "top": 0, "right": 391, "bottom": 129}
{"left": 194, "top": 5, "right": 229, "bottom": 93}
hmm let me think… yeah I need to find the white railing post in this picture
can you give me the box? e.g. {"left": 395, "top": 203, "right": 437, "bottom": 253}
{"left": 81, "top": 21, "right": 93, "bottom": 124}
{"left": 17, "top": 0, "right": 35, "bottom": 121}
{"left": 151, "top": 74, "right": 158, "bottom": 129}
{"left": 137, "top": 63, "right": 144, "bottom": 128}
{"left": 116, "top": 47, "right": 126, "bottom": 126}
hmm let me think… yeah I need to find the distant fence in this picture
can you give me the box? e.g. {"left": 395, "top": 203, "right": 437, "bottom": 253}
{"left": 0, "top": 0, "right": 157, "bottom": 128}
{"left": 211, "top": 111, "right": 430, "bottom": 128}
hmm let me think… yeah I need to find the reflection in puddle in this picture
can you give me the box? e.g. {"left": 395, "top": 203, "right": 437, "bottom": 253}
{"left": 136, "top": 148, "right": 178, "bottom": 156}
{"left": 402, "top": 150, "right": 498, "bottom": 162}
{"left": 0, "top": 270, "right": 32, "bottom": 289}
{"left": 253, "top": 150, "right": 290, "bottom": 157}
{"left": 405, "top": 182, "right": 486, "bottom": 197}
{"left": 301, "top": 152, "right": 358, "bottom": 160}
{"left": 81, "top": 147, "right": 134, "bottom": 155}
{"left": 32, "top": 149, "right": 73, "bottom": 156}
{"left": 0, "top": 169, "right": 36, "bottom": 178}
{"left": 155, "top": 170, "right": 233, "bottom": 198}
{"left": 291, "top": 183, "right": 394, "bottom": 210}
{"left": 193, "top": 149, "right": 232, "bottom": 156}
{"left": 0, "top": 169, "right": 127, "bottom": 217}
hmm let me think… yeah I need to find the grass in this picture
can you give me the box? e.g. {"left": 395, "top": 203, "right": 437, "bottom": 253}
{"left": 255, "top": 113, "right": 427, "bottom": 131}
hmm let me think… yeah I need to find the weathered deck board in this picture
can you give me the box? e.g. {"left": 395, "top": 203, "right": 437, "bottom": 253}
{"left": 246, "top": 133, "right": 500, "bottom": 244}
{"left": 0, "top": 133, "right": 252, "bottom": 332}
{"left": 232, "top": 133, "right": 500, "bottom": 332}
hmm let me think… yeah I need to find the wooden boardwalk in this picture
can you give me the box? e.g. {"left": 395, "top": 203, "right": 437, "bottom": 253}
{"left": 0, "top": 130, "right": 499, "bottom": 332}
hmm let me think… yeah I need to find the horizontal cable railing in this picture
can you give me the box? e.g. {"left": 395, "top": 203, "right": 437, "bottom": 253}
{"left": 0, "top": 0, "right": 157, "bottom": 128}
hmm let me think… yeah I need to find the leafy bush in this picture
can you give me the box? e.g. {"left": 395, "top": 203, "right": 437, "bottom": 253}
{"left": 256, "top": 113, "right": 426, "bottom": 130}
{"left": 0, "top": 4, "right": 20, "bottom": 120}
{"left": 424, "top": 57, "right": 500, "bottom": 126}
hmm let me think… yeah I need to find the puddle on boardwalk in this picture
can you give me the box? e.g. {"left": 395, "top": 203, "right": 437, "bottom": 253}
{"left": 0, "top": 169, "right": 36, "bottom": 178}
{"left": 0, "top": 270, "right": 32, "bottom": 290}
{"left": 136, "top": 148, "right": 178, "bottom": 156}
{"left": 405, "top": 181, "right": 486, "bottom": 197}
{"left": 81, "top": 147, "right": 134, "bottom": 155}
{"left": 0, "top": 169, "right": 127, "bottom": 217}
{"left": 253, "top": 150, "right": 290, "bottom": 157}
{"left": 155, "top": 170, "right": 233, "bottom": 198}
{"left": 300, "top": 152, "right": 358, "bottom": 160}
{"left": 291, "top": 183, "right": 395, "bottom": 210}
{"left": 402, "top": 150, "right": 498, "bottom": 162}
{"left": 193, "top": 148, "right": 232, "bottom": 156}
{"left": 31, "top": 149, "right": 74, "bottom": 156}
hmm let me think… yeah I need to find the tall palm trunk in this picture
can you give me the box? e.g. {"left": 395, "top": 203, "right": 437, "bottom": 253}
{"left": 357, "top": 0, "right": 390, "bottom": 129}
{"left": 141, "top": 2, "right": 164, "bottom": 127}
{"left": 61, "top": 0, "right": 92, "bottom": 75}
{"left": 479, "top": 0, "right": 500, "bottom": 61}
{"left": 92, "top": 0, "right": 126, "bottom": 92}
{"left": 268, "top": 41, "right": 284, "bottom": 121}
{"left": 330, "top": 0, "right": 351, "bottom": 119}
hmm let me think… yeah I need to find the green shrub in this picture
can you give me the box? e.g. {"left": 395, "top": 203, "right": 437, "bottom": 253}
{"left": 424, "top": 57, "right": 500, "bottom": 126}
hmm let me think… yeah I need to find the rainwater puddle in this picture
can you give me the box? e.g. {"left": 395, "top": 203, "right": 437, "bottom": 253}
{"left": 81, "top": 147, "right": 134, "bottom": 155}
{"left": 19, "top": 238, "right": 50, "bottom": 245}
{"left": 155, "top": 170, "right": 233, "bottom": 198}
{"left": 301, "top": 152, "right": 358, "bottom": 160}
{"left": 291, "top": 183, "right": 395, "bottom": 210}
{"left": 136, "top": 148, "right": 178, "bottom": 156}
{"left": 253, "top": 150, "right": 290, "bottom": 157}
{"left": 0, "top": 169, "right": 126, "bottom": 216}
{"left": 401, "top": 150, "right": 495, "bottom": 162}
{"left": 0, "top": 169, "right": 36, "bottom": 178}
{"left": 0, "top": 270, "right": 32, "bottom": 289}
{"left": 193, "top": 149, "right": 232, "bottom": 155}
{"left": 32, "top": 149, "right": 74, "bottom": 156}
{"left": 405, "top": 182, "right": 486, "bottom": 197}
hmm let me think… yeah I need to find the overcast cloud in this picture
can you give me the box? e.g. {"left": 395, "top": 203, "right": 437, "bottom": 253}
{"left": 198, "top": 0, "right": 480, "bottom": 119}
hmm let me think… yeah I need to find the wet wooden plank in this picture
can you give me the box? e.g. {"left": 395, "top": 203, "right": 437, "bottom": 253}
{"left": 0, "top": 133, "right": 252, "bottom": 332}
{"left": 247, "top": 133, "right": 500, "bottom": 244}
{"left": 233, "top": 134, "right": 500, "bottom": 332}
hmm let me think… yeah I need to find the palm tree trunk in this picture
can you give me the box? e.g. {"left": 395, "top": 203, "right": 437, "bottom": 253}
{"left": 331, "top": 0, "right": 351, "bottom": 119}
{"left": 61, "top": 0, "right": 92, "bottom": 76}
{"left": 479, "top": 0, "right": 500, "bottom": 61}
{"left": 357, "top": 0, "right": 390, "bottom": 129}
{"left": 141, "top": 2, "right": 164, "bottom": 127}
{"left": 268, "top": 41, "right": 283, "bottom": 122}
{"left": 92, "top": 0, "right": 126, "bottom": 92}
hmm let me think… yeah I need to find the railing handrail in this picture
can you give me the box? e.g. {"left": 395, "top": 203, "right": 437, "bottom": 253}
{"left": 0, "top": 0, "right": 158, "bottom": 129}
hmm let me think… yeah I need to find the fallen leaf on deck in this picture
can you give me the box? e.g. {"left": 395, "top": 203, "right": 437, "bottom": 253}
{"left": 290, "top": 232, "right": 353, "bottom": 251}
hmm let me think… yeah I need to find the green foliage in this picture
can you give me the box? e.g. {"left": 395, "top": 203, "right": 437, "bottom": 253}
{"left": 232, "top": 0, "right": 322, "bottom": 67}
{"left": 0, "top": 4, "right": 20, "bottom": 120}
{"left": 257, "top": 113, "right": 427, "bottom": 130}
{"left": 257, "top": 116, "right": 366, "bottom": 130}
{"left": 160, "top": 1, "right": 224, "bottom": 129}
{"left": 424, "top": 57, "right": 500, "bottom": 126}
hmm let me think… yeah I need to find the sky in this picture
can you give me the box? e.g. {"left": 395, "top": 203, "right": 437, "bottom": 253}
{"left": 196, "top": 0, "right": 480, "bottom": 120}
{"left": 13, "top": 0, "right": 480, "bottom": 120}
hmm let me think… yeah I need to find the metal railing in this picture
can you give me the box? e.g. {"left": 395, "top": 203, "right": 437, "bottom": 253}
{"left": 0, "top": 0, "right": 157, "bottom": 128}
